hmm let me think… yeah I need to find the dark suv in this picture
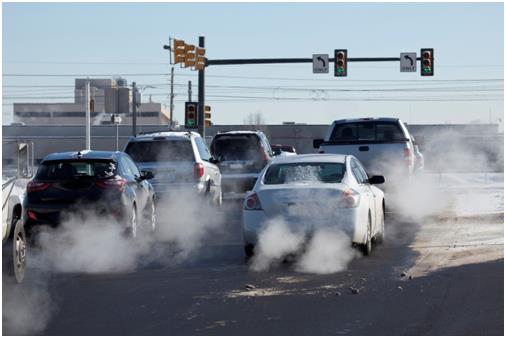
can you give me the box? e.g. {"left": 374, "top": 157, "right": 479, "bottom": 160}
{"left": 24, "top": 150, "right": 156, "bottom": 239}
{"left": 210, "top": 131, "right": 273, "bottom": 200}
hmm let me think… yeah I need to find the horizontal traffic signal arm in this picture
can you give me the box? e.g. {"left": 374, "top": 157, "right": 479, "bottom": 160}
{"left": 206, "top": 57, "right": 421, "bottom": 66}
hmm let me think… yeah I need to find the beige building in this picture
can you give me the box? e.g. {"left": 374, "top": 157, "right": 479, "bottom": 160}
{"left": 13, "top": 78, "right": 171, "bottom": 125}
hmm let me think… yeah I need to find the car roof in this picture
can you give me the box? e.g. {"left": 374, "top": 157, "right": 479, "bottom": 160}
{"left": 332, "top": 117, "right": 400, "bottom": 124}
{"left": 216, "top": 130, "right": 263, "bottom": 136}
{"left": 270, "top": 153, "right": 347, "bottom": 164}
{"left": 130, "top": 131, "right": 198, "bottom": 141}
{"left": 42, "top": 150, "right": 122, "bottom": 162}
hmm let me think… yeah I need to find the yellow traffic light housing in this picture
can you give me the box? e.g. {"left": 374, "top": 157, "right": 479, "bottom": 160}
{"left": 172, "top": 39, "right": 186, "bottom": 64}
{"left": 204, "top": 105, "right": 211, "bottom": 127}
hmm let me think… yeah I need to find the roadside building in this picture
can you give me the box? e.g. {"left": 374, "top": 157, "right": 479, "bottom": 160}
{"left": 13, "top": 78, "right": 170, "bottom": 125}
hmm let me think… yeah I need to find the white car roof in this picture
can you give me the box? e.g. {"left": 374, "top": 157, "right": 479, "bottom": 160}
{"left": 217, "top": 130, "right": 262, "bottom": 135}
{"left": 270, "top": 153, "right": 347, "bottom": 164}
{"left": 133, "top": 131, "right": 199, "bottom": 141}
{"left": 333, "top": 117, "right": 400, "bottom": 124}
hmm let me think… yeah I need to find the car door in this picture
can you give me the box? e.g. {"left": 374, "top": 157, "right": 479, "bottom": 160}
{"left": 354, "top": 159, "right": 381, "bottom": 234}
{"left": 350, "top": 158, "right": 376, "bottom": 230}
{"left": 195, "top": 137, "right": 221, "bottom": 196}
{"left": 125, "top": 155, "right": 149, "bottom": 211}
{"left": 118, "top": 156, "right": 141, "bottom": 210}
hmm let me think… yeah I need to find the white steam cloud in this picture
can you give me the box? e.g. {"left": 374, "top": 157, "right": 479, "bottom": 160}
{"left": 251, "top": 219, "right": 358, "bottom": 274}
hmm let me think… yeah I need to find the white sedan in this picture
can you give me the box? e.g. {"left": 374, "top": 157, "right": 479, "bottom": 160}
{"left": 242, "top": 154, "right": 386, "bottom": 257}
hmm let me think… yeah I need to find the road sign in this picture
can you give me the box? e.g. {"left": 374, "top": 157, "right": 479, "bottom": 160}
{"left": 313, "top": 54, "right": 329, "bottom": 73}
{"left": 400, "top": 53, "right": 417, "bottom": 72}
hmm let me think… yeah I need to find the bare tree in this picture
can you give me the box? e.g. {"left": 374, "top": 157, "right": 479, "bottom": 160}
{"left": 243, "top": 111, "right": 266, "bottom": 127}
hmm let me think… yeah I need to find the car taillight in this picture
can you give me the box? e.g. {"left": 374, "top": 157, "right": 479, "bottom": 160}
{"left": 96, "top": 177, "right": 127, "bottom": 192}
{"left": 27, "top": 211, "right": 37, "bottom": 220}
{"left": 338, "top": 189, "right": 360, "bottom": 208}
{"left": 27, "top": 181, "right": 50, "bottom": 193}
{"left": 404, "top": 147, "right": 412, "bottom": 166}
{"left": 261, "top": 150, "right": 269, "bottom": 162}
{"left": 194, "top": 163, "right": 204, "bottom": 179}
{"left": 244, "top": 192, "right": 263, "bottom": 210}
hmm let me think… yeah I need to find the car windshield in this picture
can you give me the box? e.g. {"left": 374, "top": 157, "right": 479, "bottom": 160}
{"left": 211, "top": 135, "right": 262, "bottom": 161}
{"left": 263, "top": 162, "right": 345, "bottom": 184}
{"left": 125, "top": 140, "right": 194, "bottom": 162}
{"left": 37, "top": 160, "right": 117, "bottom": 180}
{"left": 329, "top": 122, "right": 406, "bottom": 142}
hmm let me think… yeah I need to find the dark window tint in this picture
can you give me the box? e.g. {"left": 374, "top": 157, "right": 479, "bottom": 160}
{"left": 264, "top": 162, "right": 345, "bottom": 185}
{"left": 211, "top": 135, "right": 262, "bottom": 161}
{"left": 195, "top": 137, "right": 211, "bottom": 161}
{"left": 36, "top": 160, "right": 117, "bottom": 180}
{"left": 125, "top": 140, "right": 194, "bottom": 162}
{"left": 330, "top": 122, "right": 406, "bottom": 142}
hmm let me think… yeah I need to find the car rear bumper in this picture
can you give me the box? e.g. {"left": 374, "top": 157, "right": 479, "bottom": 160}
{"left": 221, "top": 174, "right": 258, "bottom": 200}
{"left": 151, "top": 181, "right": 208, "bottom": 200}
{"left": 242, "top": 207, "right": 364, "bottom": 245}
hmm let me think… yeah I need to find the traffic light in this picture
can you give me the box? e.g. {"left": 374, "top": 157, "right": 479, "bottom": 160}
{"left": 195, "top": 47, "right": 206, "bottom": 71}
{"left": 172, "top": 39, "right": 185, "bottom": 64}
{"left": 334, "top": 49, "right": 348, "bottom": 77}
{"left": 184, "top": 44, "right": 196, "bottom": 68}
{"left": 420, "top": 48, "right": 434, "bottom": 76}
{"left": 204, "top": 105, "right": 212, "bottom": 127}
{"left": 185, "top": 102, "right": 198, "bottom": 128}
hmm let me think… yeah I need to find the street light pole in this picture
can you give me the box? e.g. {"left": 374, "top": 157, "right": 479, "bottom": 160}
{"left": 85, "top": 81, "right": 91, "bottom": 150}
{"left": 132, "top": 82, "right": 137, "bottom": 136}
{"left": 198, "top": 36, "right": 205, "bottom": 138}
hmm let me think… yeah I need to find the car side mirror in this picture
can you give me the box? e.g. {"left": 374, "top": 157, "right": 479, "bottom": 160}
{"left": 209, "top": 157, "right": 220, "bottom": 164}
{"left": 313, "top": 138, "right": 324, "bottom": 149}
{"left": 141, "top": 170, "right": 154, "bottom": 180}
{"left": 368, "top": 175, "right": 385, "bottom": 185}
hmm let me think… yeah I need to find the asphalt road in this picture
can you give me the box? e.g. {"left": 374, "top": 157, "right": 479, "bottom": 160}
{"left": 2, "top": 206, "right": 504, "bottom": 335}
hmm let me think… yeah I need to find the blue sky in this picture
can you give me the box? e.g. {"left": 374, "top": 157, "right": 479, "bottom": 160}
{"left": 2, "top": 2, "right": 504, "bottom": 125}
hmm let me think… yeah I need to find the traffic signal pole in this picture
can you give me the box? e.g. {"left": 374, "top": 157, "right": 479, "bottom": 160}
{"left": 206, "top": 56, "right": 420, "bottom": 66}
{"left": 198, "top": 36, "right": 205, "bottom": 138}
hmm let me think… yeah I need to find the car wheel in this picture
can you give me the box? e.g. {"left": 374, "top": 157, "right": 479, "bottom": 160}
{"left": 126, "top": 205, "right": 137, "bottom": 239}
{"left": 361, "top": 214, "right": 372, "bottom": 256}
{"left": 215, "top": 187, "right": 223, "bottom": 207}
{"left": 244, "top": 243, "right": 255, "bottom": 259}
{"left": 3, "top": 218, "right": 27, "bottom": 283}
{"left": 144, "top": 198, "right": 156, "bottom": 234}
{"left": 375, "top": 204, "right": 385, "bottom": 244}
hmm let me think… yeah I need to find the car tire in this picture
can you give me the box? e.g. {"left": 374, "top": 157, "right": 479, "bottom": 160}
{"left": 375, "top": 204, "right": 385, "bottom": 244}
{"left": 244, "top": 243, "right": 255, "bottom": 259}
{"left": 215, "top": 187, "right": 223, "bottom": 207}
{"left": 144, "top": 198, "right": 156, "bottom": 234}
{"left": 361, "top": 214, "right": 372, "bottom": 256}
{"left": 3, "top": 218, "right": 27, "bottom": 283}
{"left": 126, "top": 205, "right": 137, "bottom": 239}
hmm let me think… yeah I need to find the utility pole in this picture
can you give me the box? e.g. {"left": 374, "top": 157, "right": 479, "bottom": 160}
{"left": 188, "top": 80, "right": 192, "bottom": 102}
{"left": 85, "top": 81, "right": 91, "bottom": 150}
{"left": 132, "top": 82, "right": 137, "bottom": 136}
{"left": 169, "top": 66, "right": 175, "bottom": 127}
{"left": 198, "top": 36, "right": 205, "bottom": 138}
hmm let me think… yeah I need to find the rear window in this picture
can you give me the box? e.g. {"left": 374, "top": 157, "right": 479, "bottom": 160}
{"left": 125, "top": 140, "right": 194, "bottom": 162}
{"left": 263, "top": 162, "right": 345, "bottom": 185}
{"left": 37, "top": 160, "right": 117, "bottom": 180}
{"left": 211, "top": 135, "right": 262, "bottom": 161}
{"left": 329, "top": 122, "right": 406, "bottom": 143}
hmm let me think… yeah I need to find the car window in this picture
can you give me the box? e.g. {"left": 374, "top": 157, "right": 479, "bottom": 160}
{"left": 330, "top": 122, "right": 406, "bottom": 143}
{"left": 355, "top": 160, "right": 369, "bottom": 182}
{"left": 351, "top": 159, "right": 367, "bottom": 184}
{"left": 36, "top": 160, "right": 117, "bottom": 180}
{"left": 195, "top": 137, "right": 211, "bottom": 161}
{"left": 210, "top": 135, "right": 263, "bottom": 161}
{"left": 124, "top": 156, "right": 141, "bottom": 177}
{"left": 263, "top": 162, "right": 345, "bottom": 185}
{"left": 125, "top": 140, "right": 194, "bottom": 162}
{"left": 119, "top": 157, "right": 134, "bottom": 178}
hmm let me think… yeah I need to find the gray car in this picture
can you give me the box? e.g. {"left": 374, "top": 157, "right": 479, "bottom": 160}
{"left": 124, "top": 131, "right": 222, "bottom": 205}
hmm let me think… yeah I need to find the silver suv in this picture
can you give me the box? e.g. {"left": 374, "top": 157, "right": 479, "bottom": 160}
{"left": 124, "top": 131, "right": 222, "bottom": 205}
